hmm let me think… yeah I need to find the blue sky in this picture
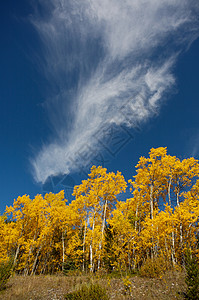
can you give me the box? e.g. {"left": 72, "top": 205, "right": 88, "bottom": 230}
{"left": 0, "top": 0, "right": 199, "bottom": 213}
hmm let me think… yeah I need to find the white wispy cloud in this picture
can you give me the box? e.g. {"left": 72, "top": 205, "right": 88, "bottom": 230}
{"left": 31, "top": 0, "right": 199, "bottom": 183}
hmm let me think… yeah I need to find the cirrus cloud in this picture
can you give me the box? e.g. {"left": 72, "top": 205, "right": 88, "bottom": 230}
{"left": 31, "top": 0, "right": 199, "bottom": 183}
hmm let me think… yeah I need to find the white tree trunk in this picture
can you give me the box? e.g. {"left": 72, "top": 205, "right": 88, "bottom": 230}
{"left": 150, "top": 184, "right": 154, "bottom": 220}
{"left": 98, "top": 198, "right": 108, "bottom": 270}
{"left": 82, "top": 221, "right": 87, "bottom": 272}
{"left": 90, "top": 210, "right": 96, "bottom": 273}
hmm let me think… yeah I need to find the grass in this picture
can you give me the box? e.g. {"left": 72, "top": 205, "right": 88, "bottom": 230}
{"left": 0, "top": 270, "right": 186, "bottom": 300}
{"left": 65, "top": 282, "right": 109, "bottom": 299}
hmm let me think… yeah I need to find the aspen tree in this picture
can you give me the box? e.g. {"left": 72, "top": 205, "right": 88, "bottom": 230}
{"left": 73, "top": 166, "right": 126, "bottom": 271}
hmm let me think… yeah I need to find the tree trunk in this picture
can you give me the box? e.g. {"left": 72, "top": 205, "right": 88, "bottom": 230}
{"left": 62, "top": 231, "right": 66, "bottom": 272}
{"left": 168, "top": 177, "right": 172, "bottom": 207}
{"left": 31, "top": 244, "right": 42, "bottom": 275}
{"left": 150, "top": 184, "right": 154, "bottom": 220}
{"left": 98, "top": 198, "right": 108, "bottom": 270}
{"left": 13, "top": 224, "right": 26, "bottom": 270}
{"left": 149, "top": 184, "right": 154, "bottom": 259}
{"left": 135, "top": 204, "right": 138, "bottom": 231}
{"left": 176, "top": 180, "right": 180, "bottom": 207}
{"left": 90, "top": 210, "right": 96, "bottom": 273}
{"left": 24, "top": 230, "right": 38, "bottom": 276}
{"left": 180, "top": 222, "right": 184, "bottom": 265}
{"left": 82, "top": 221, "right": 87, "bottom": 272}
{"left": 13, "top": 244, "right": 20, "bottom": 268}
{"left": 171, "top": 230, "right": 176, "bottom": 265}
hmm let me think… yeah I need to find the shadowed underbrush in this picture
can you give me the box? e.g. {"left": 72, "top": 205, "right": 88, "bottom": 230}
{"left": 0, "top": 258, "right": 13, "bottom": 291}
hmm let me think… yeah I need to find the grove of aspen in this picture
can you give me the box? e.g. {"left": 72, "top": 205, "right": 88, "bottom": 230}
{"left": 0, "top": 147, "right": 199, "bottom": 275}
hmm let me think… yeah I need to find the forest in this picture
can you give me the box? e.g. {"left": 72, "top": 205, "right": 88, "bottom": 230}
{"left": 0, "top": 147, "right": 199, "bottom": 276}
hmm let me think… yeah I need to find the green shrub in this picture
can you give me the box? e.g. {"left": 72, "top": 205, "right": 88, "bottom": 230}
{"left": 0, "top": 259, "right": 13, "bottom": 291}
{"left": 65, "top": 283, "right": 109, "bottom": 300}
{"left": 185, "top": 250, "right": 199, "bottom": 300}
{"left": 63, "top": 259, "right": 77, "bottom": 276}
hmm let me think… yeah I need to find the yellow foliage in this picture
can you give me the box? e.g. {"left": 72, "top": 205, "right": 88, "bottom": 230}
{"left": 0, "top": 148, "right": 198, "bottom": 274}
